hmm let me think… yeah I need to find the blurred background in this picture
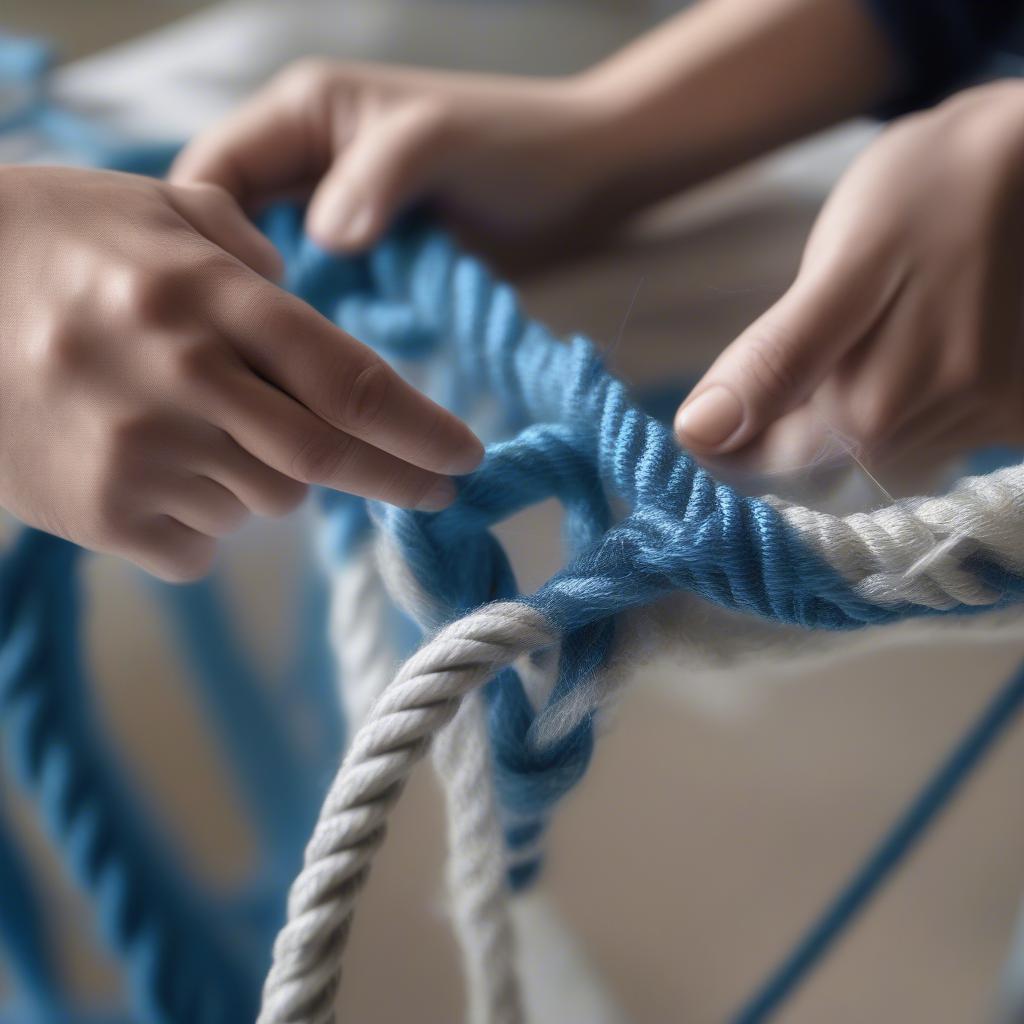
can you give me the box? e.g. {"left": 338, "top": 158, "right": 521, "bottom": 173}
{"left": 4, "top": 2, "right": 1024, "bottom": 1022}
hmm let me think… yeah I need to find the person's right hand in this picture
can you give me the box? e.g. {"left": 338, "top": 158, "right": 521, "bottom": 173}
{"left": 169, "top": 58, "right": 618, "bottom": 257}
{"left": 0, "top": 165, "right": 483, "bottom": 581}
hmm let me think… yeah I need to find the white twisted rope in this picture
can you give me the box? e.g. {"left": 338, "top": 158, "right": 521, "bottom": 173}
{"left": 258, "top": 602, "right": 555, "bottom": 1024}
{"left": 327, "top": 539, "right": 398, "bottom": 732}
{"left": 774, "top": 464, "right": 1024, "bottom": 609}
{"left": 272, "top": 458, "right": 1024, "bottom": 1024}
{"left": 433, "top": 691, "right": 524, "bottom": 1024}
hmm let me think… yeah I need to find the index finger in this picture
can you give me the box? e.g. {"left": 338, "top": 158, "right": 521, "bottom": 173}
{"left": 209, "top": 269, "right": 484, "bottom": 476}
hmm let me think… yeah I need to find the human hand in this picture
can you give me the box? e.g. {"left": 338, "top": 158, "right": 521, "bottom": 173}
{"left": 674, "top": 81, "right": 1024, "bottom": 478}
{"left": 0, "top": 166, "right": 482, "bottom": 581}
{"left": 170, "top": 58, "right": 617, "bottom": 256}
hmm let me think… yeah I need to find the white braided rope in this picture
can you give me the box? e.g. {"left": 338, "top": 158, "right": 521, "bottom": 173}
{"left": 432, "top": 690, "right": 524, "bottom": 1024}
{"left": 376, "top": 533, "right": 526, "bottom": 1024}
{"left": 327, "top": 540, "right": 398, "bottom": 732}
{"left": 274, "top": 458, "right": 1024, "bottom": 1023}
{"left": 375, "top": 530, "right": 631, "bottom": 1024}
{"left": 258, "top": 602, "right": 556, "bottom": 1024}
{"left": 775, "top": 464, "right": 1024, "bottom": 609}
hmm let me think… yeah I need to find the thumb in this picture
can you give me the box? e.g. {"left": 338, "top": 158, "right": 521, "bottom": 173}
{"left": 306, "top": 103, "right": 447, "bottom": 251}
{"left": 674, "top": 271, "right": 865, "bottom": 455}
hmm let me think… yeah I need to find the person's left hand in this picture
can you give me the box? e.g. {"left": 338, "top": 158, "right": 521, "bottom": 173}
{"left": 674, "top": 80, "right": 1024, "bottom": 477}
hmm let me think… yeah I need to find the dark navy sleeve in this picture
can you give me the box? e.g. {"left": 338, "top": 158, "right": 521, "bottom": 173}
{"left": 861, "top": 0, "right": 1024, "bottom": 112}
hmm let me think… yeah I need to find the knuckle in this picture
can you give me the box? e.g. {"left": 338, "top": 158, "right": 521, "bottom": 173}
{"left": 33, "top": 317, "right": 89, "bottom": 378}
{"left": 289, "top": 432, "right": 355, "bottom": 485}
{"left": 847, "top": 403, "right": 891, "bottom": 453}
{"left": 119, "top": 264, "right": 184, "bottom": 324}
{"left": 405, "top": 96, "right": 452, "bottom": 144}
{"left": 169, "top": 336, "right": 226, "bottom": 388}
{"left": 121, "top": 248, "right": 238, "bottom": 326}
{"left": 275, "top": 57, "right": 335, "bottom": 105}
{"left": 338, "top": 361, "right": 391, "bottom": 432}
{"left": 245, "top": 286, "right": 293, "bottom": 336}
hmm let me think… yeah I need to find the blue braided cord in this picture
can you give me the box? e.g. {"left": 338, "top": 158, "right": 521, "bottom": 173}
{"left": 969, "top": 444, "right": 1024, "bottom": 475}
{"left": 303, "top": 226, "right": 1024, "bottom": 860}
{"left": 0, "top": 33, "right": 50, "bottom": 141}
{"left": 0, "top": 531, "right": 261, "bottom": 1023}
{"left": 0, "top": 794, "right": 63, "bottom": 1021}
{"left": 373, "top": 421, "right": 616, "bottom": 881}
{"left": 0, "top": 1010, "right": 127, "bottom": 1024}
{"left": 731, "top": 655, "right": 1024, "bottom": 1023}
{"left": 146, "top": 573, "right": 320, "bottom": 874}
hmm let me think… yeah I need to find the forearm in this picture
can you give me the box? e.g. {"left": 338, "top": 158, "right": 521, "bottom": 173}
{"left": 576, "top": 0, "right": 899, "bottom": 210}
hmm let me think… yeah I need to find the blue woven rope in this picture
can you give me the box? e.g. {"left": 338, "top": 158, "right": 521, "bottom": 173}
{"left": 2, "top": 29, "right": 1023, "bottom": 1022}
{"left": 321, "top": 226, "right": 1024, "bottom": 871}
{"left": 0, "top": 531, "right": 263, "bottom": 1023}
{"left": 731, "top": 659, "right": 1024, "bottom": 1023}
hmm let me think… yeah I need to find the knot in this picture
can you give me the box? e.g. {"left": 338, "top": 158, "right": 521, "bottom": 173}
{"left": 372, "top": 423, "right": 616, "bottom": 878}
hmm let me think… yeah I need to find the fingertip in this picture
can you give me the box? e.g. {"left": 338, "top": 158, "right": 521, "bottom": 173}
{"left": 443, "top": 432, "right": 486, "bottom": 476}
{"left": 306, "top": 199, "right": 378, "bottom": 252}
{"left": 167, "top": 144, "right": 210, "bottom": 187}
{"left": 674, "top": 384, "right": 745, "bottom": 453}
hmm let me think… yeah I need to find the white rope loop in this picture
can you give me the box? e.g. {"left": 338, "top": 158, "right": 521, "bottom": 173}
{"left": 434, "top": 692, "right": 525, "bottom": 1024}
{"left": 258, "top": 602, "right": 556, "bottom": 1024}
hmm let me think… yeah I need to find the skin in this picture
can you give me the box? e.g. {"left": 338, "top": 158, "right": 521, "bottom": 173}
{"left": 0, "top": 167, "right": 483, "bottom": 581}
{"left": 180, "top": 0, "right": 1024, "bottom": 484}
{"left": 675, "top": 81, "right": 1024, "bottom": 473}
{"left": 5, "top": 0, "right": 1023, "bottom": 579}
{"left": 171, "top": 0, "right": 894, "bottom": 249}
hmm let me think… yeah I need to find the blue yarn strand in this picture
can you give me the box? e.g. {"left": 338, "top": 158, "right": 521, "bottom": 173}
{"left": 0, "top": 531, "right": 260, "bottom": 1023}
{"left": 149, "top": 573, "right": 319, "bottom": 872}
{"left": 731, "top": 657, "right": 1024, "bottom": 1024}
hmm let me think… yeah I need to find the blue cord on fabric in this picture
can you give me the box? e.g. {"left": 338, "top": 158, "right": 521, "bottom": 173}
{"left": 732, "top": 657, "right": 1024, "bottom": 1023}
{"left": 2, "top": 26, "right": 1024, "bottom": 1023}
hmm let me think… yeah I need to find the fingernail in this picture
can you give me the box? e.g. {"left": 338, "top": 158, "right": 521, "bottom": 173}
{"left": 315, "top": 203, "right": 373, "bottom": 249}
{"left": 444, "top": 435, "right": 486, "bottom": 476}
{"left": 416, "top": 477, "right": 457, "bottom": 512}
{"left": 675, "top": 385, "right": 744, "bottom": 448}
{"left": 308, "top": 194, "right": 370, "bottom": 248}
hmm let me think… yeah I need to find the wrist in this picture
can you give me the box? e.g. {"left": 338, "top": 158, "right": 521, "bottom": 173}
{"left": 567, "top": 0, "right": 897, "bottom": 211}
